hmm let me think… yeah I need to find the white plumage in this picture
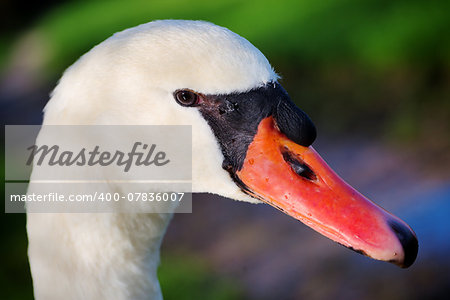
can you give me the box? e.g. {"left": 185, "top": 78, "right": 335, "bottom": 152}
{"left": 27, "top": 20, "right": 280, "bottom": 299}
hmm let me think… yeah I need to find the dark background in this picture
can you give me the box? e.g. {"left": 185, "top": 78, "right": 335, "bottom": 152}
{"left": 1, "top": 0, "right": 449, "bottom": 299}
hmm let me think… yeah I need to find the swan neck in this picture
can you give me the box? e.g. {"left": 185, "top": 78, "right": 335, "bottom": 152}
{"left": 27, "top": 213, "right": 172, "bottom": 300}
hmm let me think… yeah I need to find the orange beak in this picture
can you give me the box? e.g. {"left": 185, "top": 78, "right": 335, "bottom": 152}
{"left": 236, "top": 117, "right": 418, "bottom": 267}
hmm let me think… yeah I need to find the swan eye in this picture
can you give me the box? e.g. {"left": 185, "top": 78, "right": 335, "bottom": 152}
{"left": 174, "top": 90, "right": 199, "bottom": 106}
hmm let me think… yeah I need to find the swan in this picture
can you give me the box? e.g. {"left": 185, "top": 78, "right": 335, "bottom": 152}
{"left": 26, "top": 20, "right": 418, "bottom": 300}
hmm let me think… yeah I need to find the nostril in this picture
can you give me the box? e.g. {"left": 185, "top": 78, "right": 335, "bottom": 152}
{"left": 282, "top": 150, "right": 317, "bottom": 181}
{"left": 388, "top": 219, "right": 419, "bottom": 268}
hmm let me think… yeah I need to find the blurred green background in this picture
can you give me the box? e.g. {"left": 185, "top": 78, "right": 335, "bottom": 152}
{"left": 1, "top": 0, "right": 449, "bottom": 299}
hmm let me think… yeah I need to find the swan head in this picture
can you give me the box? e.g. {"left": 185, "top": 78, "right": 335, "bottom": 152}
{"left": 42, "top": 20, "right": 417, "bottom": 268}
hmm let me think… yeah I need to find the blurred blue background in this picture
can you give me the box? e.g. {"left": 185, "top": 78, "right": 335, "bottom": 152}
{"left": 1, "top": 0, "right": 449, "bottom": 299}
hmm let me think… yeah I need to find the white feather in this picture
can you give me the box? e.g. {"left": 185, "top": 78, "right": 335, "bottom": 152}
{"left": 28, "top": 20, "right": 279, "bottom": 299}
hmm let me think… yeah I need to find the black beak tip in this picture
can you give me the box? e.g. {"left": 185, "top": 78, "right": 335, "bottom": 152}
{"left": 388, "top": 219, "right": 419, "bottom": 268}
